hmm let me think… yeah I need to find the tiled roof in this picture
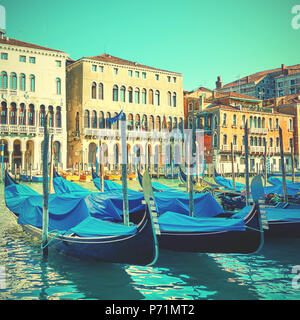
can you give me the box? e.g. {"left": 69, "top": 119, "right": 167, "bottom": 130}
{"left": 0, "top": 36, "right": 65, "bottom": 53}
{"left": 221, "top": 64, "right": 300, "bottom": 89}
{"left": 208, "top": 91, "right": 262, "bottom": 102}
{"left": 83, "top": 53, "right": 181, "bottom": 74}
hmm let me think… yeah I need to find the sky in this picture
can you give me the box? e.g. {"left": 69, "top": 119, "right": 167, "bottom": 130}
{"left": 1, "top": 0, "right": 300, "bottom": 91}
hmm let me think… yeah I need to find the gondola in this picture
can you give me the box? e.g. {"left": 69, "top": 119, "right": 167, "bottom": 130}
{"left": 89, "top": 168, "right": 225, "bottom": 219}
{"left": 214, "top": 168, "right": 245, "bottom": 193}
{"left": 137, "top": 169, "right": 177, "bottom": 192}
{"left": 141, "top": 171, "right": 264, "bottom": 254}
{"left": 4, "top": 170, "right": 159, "bottom": 266}
{"left": 19, "top": 173, "right": 45, "bottom": 182}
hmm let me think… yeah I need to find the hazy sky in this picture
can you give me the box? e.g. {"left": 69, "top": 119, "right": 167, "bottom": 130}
{"left": 1, "top": 0, "right": 299, "bottom": 91}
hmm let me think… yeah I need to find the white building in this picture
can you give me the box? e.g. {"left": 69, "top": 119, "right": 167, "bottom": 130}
{"left": 0, "top": 30, "right": 69, "bottom": 171}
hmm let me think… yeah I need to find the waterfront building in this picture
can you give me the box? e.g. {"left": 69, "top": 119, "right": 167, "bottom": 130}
{"left": 185, "top": 90, "right": 295, "bottom": 174}
{"left": 0, "top": 30, "right": 69, "bottom": 171}
{"left": 66, "top": 54, "right": 184, "bottom": 170}
{"left": 264, "top": 94, "right": 300, "bottom": 168}
{"left": 216, "top": 64, "right": 300, "bottom": 100}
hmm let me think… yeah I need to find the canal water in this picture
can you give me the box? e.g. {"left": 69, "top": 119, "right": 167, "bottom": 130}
{"left": 1, "top": 178, "right": 300, "bottom": 300}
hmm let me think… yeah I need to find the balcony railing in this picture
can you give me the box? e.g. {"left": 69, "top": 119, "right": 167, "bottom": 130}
{"left": 249, "top": 127, "right": 268, "bottom": 134}
{"left": 83, "top": 127, "right": 183, "bottom": 141}
{"left": 0, "top": 124, "right": 64, "bottom": 135}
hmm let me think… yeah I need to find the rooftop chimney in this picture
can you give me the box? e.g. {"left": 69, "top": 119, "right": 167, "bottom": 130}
{"left": 216, "top": 76, "right": 223, "bottom": 89}
{"left": 281, "top": 64, "right": 286, "bottom": 72}
{"left": 0, "top": 29, "right": 5, "bottom": 39}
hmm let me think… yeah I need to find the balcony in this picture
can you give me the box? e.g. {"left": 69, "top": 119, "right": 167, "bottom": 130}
{"left": 83, "top": 128, "right": 181, "bottom": 141}
{"left": 221, "top": 144, "right": 229, "bottom": 152}
{"left": 0, "top": 124, "right": 64, "bottom": 135}
{"left": 249, "top": 127, "right": 268, "bottom": 134}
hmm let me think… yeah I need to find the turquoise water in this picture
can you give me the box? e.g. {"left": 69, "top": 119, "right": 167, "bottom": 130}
{"left": 1, "top": 179, "right": 300, "bottom": 300}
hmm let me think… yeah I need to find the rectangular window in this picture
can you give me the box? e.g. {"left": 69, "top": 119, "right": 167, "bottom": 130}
{"left": 278, "top": 82, "right": 283, "bottom": 88}
{"left": 142, "top": 72, "right": 146, "bottom": 79}
{"left": 56, "top": 60, "right": 61, "bottom": 67}
{"left": 128, "top": 70, "right": 133, "bottom": 77}
{"left": 29, "top": 57, "right": 36, "bottom": 64}
{"left": 290, "top": 88, "right": 296, "bottom": 94}
{"left": 291, "top": 79, "right": 296, "bottom": 86}
{"left": 167, "top": 76, "right": 171, "bottom": 82}
{"left": 173, "top": 77, "right": 177, "bottom": 83}
{"left": 99, "top": 66, "right": 104, "bottom": 72}
{"left": 1, "top": 52, "right": 7, "bottom": 60}
{"left": 113, "top": 68, "right": 118, "bottom": 75}
{"left": 92, "top": 65, "right": 97, "bottom": 72}
{"left": 135, "top": 71, "right": 139, "bottom": 78}
{"left": 278, "top": 89, "right": 283, "bottom": 97}
{"left": 155, "top": 74, "right": 159, "bottom": 81}
{"left": 19, "top": 55, "right": 26, "bottom": 62}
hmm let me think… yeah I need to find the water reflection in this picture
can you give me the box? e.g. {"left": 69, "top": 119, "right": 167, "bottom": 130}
{"left": 1, "top": 180, "right": 300, "bottom": 300}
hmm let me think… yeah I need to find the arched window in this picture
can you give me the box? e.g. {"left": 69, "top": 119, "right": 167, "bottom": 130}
{"left": 142, "top": 88, "right": 146, "bottom": 104}
{"left": 156, "top": 116, "right": 161, "bottom": 131}
{"left": 28, "top": 104, "right": 34, "bottom": 126}
{"left": 149, "top": 89, "right": 154, "bottom": 105}
{"left": 269, "top": 118, "right": 273, "bottom": 130}
{"left": 56, "top": 78, "right": 61, "bottom": 95}
{"left": 91, "top": 82, "right": 97, "bottom": 99}
{"left": 106, "top": 112, "right": 111, "bottom": 129}
{"left": 250, "top": 136, "right": 253, "bottom": 146}
{"left": 233, "top": 135, "right": 237, "bottom": 145}
{"left": 1, "top": 102, "right": 7, "bottom": 124}
{"left": 10, "top": 72, "right": 17, "bottom": 90}
{"left": 56, "top": 106, "right": 61, "bottom": 128}
{"left": 155, "top": 90, "right": 160, "bottom": 106}
{"left": 173, "top": 117, "right": 178, "bottom": 129}
{"left": 128, "top": 113, "right": 133, "bottom": 130}
{"left": 254, "top": 117, "right": 257, "bottom": 128}
{"left": 135, "top": 114, "right": 141, "bottom": 130}
{"left": 128, "top": 86, "right": 133, "bottom": 103}
{"left": 99, "top": 111, "right": 105, "bottom": 128}
{"left": 29, "top": 74, "right": 35, "bottom": 92}
{"left": 232, "top": 114, "right": 237, "bottom": 127}
{"left": 39, "top": 105, "right": 45, "bottom": 126}
{"left": 173, "top": 92, "right": 177, "bottom": 107}
{"left": 84, "top": 110, "right": 90, "bottom": 128}
{"left": 213, "top": 115, "right": 218, "bottom": 129}
{"left": 142, "top": 114, "right": 147, "bottom": 131}
{"left": 167, "top": 91, "right": 172, "bottom": 106}
{"left": 10, "top": 103, "right": 17, "bottom": 125}
{"left": 48, "top": 106, "right": 54, "bottom": 127}
{"left": 120, "top": 86, "right": 126, "bottom": 102}
{"left": 135, "top": 87, "right": 140, "bottom": 104}
{"left": 0, "top": 71, "right": 8, "bottom": 89}
{"left": 113, "top": 85, "right": 118, "bottom": 102}
{"left": 254, "top": 137, "right": 258, "bottom": 146}
{"left": 270, "top": 137, "right": 273, "bottom": 147}
{"left": 222, "top": 113, "right": 227, "bottom": 126}
{"left": 149, "top": 115, "right": 154, "bottom": 131}
{"left": 213, "top": 133, "right": 218, "bottom": 148}
{"left": 19, "top": 73, "right": 26, "bottom": 91}
{"left": 262, "top": 117, "right": 265, "bottom": 128}
{"left": 179, "top": 118, "right": 183, "bottom": 132}
{"left": 258, "top": 117, "right": 261, "bottom": 128}
{"left": 168, "top": 116, "right": 172, "bottom": 131}
{"left": 223, "top": 134, "right": 227, "bottom": 145}
{"left": 91, "top": 110, "right": 97, "bottom": 128}
{"left": 98, "top": 83, "right": 104, "bottom": 100}
{"left": 250, "top": 116, "right": 253, "bottom": 128}
{"left": 242, "top": 115, "right": 246, "bottom": 128}
{"left": 19, "top": 103, "right": 26, "bottom": 125}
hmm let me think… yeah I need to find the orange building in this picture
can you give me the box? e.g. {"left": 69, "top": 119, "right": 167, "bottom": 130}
{"left": 264, "top": 94, "right": 300, "bottom": 169}
{"left": 184, "top": 91, "right": 295, "bottom": 175}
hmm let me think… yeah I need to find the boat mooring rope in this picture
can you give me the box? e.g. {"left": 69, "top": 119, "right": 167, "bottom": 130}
{"left": 40, "top": 230, "right": 67, "bottom": 250}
